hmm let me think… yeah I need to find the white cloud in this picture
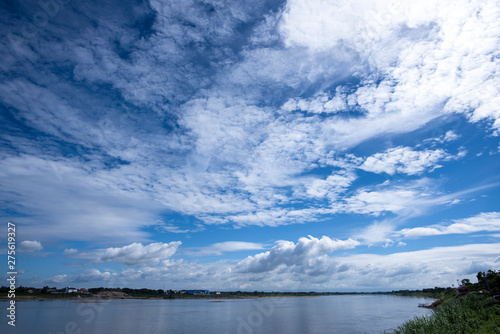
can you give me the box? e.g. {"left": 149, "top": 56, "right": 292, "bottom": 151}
{"left": 47, "top": 274, "right": 69, "bottom": 284}
{"left": 45, "top": 269, "right": 122, "bottom": 284}
{"left": 281, "top": 89, "right": 350, "bottom": 114}
{"left": 443, "top": 131, "right": 460, "bottom": 142}
{"left": 155, "top": 223, "right": 205, "bottom": 234}
{"left": 425, "top": 130, "right": 461, "bottom": 145}
{"left": 279, "top": 0, "right": 369, "bottom": 52}
{"left": 279, "top": 0, "right": 500, "bottom": 147}
{"left": 237, "top": 235, "right": 359, "bottom": 273}
{"left": 20, "top": 240, "right": 43, "bottom": 252}
{"left": 84, "top": 242, "right": 182, "bottom": 266}
{"left": 304, "top": 171, "right": 357, "bottom": 200}
{"left": 0, "top": 154, "right": 160, "bottom": 242}
{"left": 399, "top": 212, "right": 500, "bottom": 238}
{"left": 186, "top": 241, "right": 266, "bottom": 256}
{"left": 354, "top": 212, "right": 500, "bottom": 247}
{"left": 0, "top": 0, "right": 498, "bottom": 259}
{"left": 210, "top": 241, "right": 265, "bottom": 253}
{"left": 42, "top": 241, "right": 500, "bottom": 291}
{"left": 339, "top": 180, "right": 496, "bottom": 218}
{"left": 355, "top": 221, "right": 397, "bottom": 245}
{"left": 360, "top": 147, "right": 453, "bottom": 175}
{"left": 341, "top": 186, "right": 426, "bottom": 217}
{"left": 333, "top": 243, "right": 500, "bottom": 290}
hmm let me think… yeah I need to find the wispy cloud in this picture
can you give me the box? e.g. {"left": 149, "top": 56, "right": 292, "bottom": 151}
{"left": 424, "top": 131, "right": 461, "bottom": 145}
{"left": 185, "top": 241, "right": 266, "bottom": 257}
{"left": 356, "top": 212, "right": 500, "bottom": 247}
{"left": 399, "top": 212, "right": 500, "bottom": 238}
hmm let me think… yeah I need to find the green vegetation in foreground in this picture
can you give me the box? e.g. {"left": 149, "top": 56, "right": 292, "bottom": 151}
{"left": 388, "top": 294, "right": 500, "bottom": 334}
{"left": 386, "top": 270, "right": 500, "bottom": 334}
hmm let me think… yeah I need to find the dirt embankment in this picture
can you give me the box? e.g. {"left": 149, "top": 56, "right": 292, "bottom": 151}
{"left": 92, "top": 291, "right": 128, "bottom": 299}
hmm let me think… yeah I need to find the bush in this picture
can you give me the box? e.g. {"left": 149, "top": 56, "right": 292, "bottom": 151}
{"left": 387, "top": 295, "right": 500, "bottom": 334}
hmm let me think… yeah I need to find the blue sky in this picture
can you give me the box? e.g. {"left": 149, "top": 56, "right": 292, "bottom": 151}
{"left": 0, "top": 0, "right": 499, "bottom": 291}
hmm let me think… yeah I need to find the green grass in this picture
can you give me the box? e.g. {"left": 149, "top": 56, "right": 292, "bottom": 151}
{"left": 386, "top": 294, "right": 500, "bottom": 334}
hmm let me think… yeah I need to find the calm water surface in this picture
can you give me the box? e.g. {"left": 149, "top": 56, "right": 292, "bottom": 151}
{"left": 1, "top": 295, "right": 434, "bottom": 334}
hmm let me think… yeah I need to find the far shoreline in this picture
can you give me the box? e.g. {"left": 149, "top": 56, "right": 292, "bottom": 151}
{"left": 0, "top": 292, "right": 439, "bottom": 302}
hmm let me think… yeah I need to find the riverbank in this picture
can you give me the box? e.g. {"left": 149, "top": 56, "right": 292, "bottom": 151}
{"left": 0, "top": 291, "right": 324, "bottom": 301}
{"left": 0, "top": 287, "right": 410, "bottom": 300}
{"left": 0, "top": 287, "right": 450, "bottom": 301}
{"left": 386, "top": 270, "right": 500, "bottom": 333}
{"left": 386, "top": 294, "right": 500, "bottom": 333}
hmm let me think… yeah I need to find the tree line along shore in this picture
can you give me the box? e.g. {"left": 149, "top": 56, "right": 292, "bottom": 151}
{"left": 0, "top": 287, "right": 467, "bottom": 300}
{"left": 0, "top": 287, "right": 441, "bottom": 300}
{"left": 1, "top": 270, "right": 498, "bottom": 301}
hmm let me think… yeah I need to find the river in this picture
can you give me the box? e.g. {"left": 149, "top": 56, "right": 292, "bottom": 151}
{"left": 1, "top": 295, "right": 435, "bottom": 334}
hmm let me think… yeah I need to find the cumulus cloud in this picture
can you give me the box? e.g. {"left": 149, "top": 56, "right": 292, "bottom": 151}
{"left": 43, "top": 241, "right": 500, "bottom": 291}
{"left": 333, "top": 243, "right": 500, "bottom": 290}
{"left": 45, "top": 269, "right": 121, "bottom": 284}
{"left": 82, "top": 242, "right": 182, "bottom": 266}
{"left": 20, "top": 240, "right": 43, "bottom": 252}
{"left": 237, "top": 236, "right": 360, "bottom": 273}
{"left": 46, "top": 274, "right": 69, "bottom": 284}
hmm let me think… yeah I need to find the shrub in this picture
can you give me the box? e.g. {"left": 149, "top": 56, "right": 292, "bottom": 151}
{"left": 387, "top": 295, "right": 500, "bottom": 334}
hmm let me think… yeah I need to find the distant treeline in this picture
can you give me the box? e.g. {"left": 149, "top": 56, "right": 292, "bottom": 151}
{"left": 385, "top": 287, "right": 456, "bottom": 298}
{"left": 0, "top": 286, "right": 467, "bottom": 299}
{"left": 2, "top": 270, "right": 498, "bottom": 299}
{"left": 0, "top": 286, "right": 437, "bottom": 298}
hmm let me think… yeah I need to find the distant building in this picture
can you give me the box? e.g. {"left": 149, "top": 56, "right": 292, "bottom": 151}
{"left": 180, "top": 290, "right": 209, "bottom": 295}
{"left": 65, "top": 287, "right": 78, "bottom": 293}
{"left": 456, "top": 286, "right": 469, "bottom": 295}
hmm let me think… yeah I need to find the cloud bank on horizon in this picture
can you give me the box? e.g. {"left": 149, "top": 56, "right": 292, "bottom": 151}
{"left": 0, "top": 0, "right": 499, "bottom": 291}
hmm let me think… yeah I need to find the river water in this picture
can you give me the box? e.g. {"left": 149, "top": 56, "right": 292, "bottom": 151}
{"left": 1, "top": 295, "right": 434, "bottom": 334}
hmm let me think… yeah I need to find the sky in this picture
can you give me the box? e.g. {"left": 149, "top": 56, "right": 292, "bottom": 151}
{"left": 0, "top": 0, "right": 499, "bottom": 292}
